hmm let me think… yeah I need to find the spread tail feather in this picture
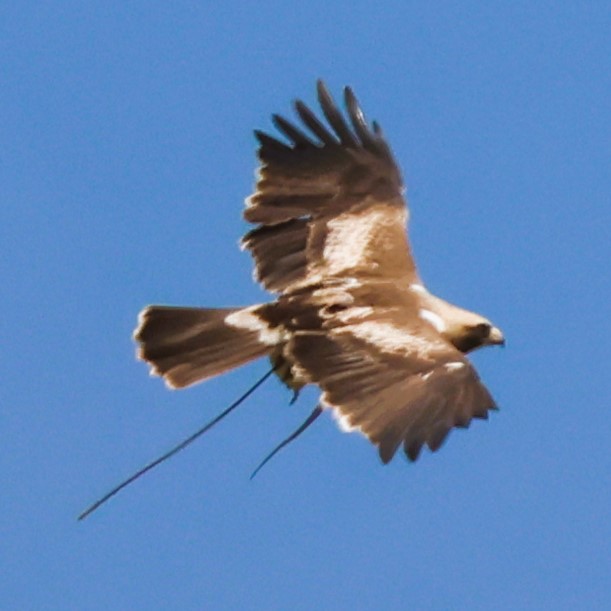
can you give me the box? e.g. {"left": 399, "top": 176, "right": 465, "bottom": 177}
{"left": 134, "top": 305, "right": 276, "bottom": 388}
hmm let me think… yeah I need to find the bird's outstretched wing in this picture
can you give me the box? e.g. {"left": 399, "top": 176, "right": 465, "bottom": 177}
{"left": 266, "top": 286, "right": 497, "bottom": 463}
{"left": 243, "top": 80, "right": 419, "bottom": 294}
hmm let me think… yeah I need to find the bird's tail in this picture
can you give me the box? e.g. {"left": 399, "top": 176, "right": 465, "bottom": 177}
{"left": 134, "top": 305, "right": 276, "bottom": 389}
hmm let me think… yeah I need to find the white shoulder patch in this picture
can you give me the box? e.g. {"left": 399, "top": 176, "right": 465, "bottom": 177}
{"left": 418, "top": 308, "right": 447, "bottom": 333}
{"left": 409, "top": 283, "right": 427, "bottom": 294}
{"left": 444, "top": 361, "right": 465, "bottom": 372}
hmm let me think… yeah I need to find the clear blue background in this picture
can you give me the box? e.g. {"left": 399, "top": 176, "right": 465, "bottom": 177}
{"left": 3, "top": 2, "right": 610, "bottom": 609}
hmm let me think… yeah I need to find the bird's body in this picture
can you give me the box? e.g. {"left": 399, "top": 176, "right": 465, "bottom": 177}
{"left": 135, "top": 81, "right": 504, "bottom": 464}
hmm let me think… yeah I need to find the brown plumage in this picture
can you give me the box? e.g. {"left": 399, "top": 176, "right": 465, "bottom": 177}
{"left": 135, "top": 306, "right": 272, "bottom": 389}
{"left": 135, "top": 80, "right": 504, "bottom": 464}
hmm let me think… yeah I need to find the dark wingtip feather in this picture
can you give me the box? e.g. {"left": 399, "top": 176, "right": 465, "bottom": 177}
{"left": 378, "top": 443, "right": 397, "bottom": 465}
{"left": 405, "top": 441, "right": 423, "bottom": 462}
{"left": 344, "top": 86, "right": 379, "bottom": 151}
{"left": 427, "top": 427, "right": 451, "bottom": 452}
{"left": 254, "top": 129, "right": 294, "bottom": 162}
{"left": 271, "top": 113, "right": 315, "bottom": 148}
{"left": 316, "top": 80, "right": 359, "bottom": 147}
{"left": 254, "top": 129, "right": 291, "bottom": 151}
{"left": 294, "top": 99, "right": 337, "bottom": 146}
{"left": 315, "top": 78, "right": 328, "bottom": 97}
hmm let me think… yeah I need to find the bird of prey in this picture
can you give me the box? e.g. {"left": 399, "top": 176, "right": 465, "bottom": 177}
{"left": 79, "top": 81, "right": 504, "bottom": 520}
{"left": 135, "top": 80, "right": 504, "bottom": 464}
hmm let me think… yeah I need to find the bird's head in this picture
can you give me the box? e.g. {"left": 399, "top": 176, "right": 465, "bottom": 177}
{"left": 448, "top": 319, "right": 505, "bottom": 354}
{"left": 418, "top": 296, "right": 504, "bottom": 354}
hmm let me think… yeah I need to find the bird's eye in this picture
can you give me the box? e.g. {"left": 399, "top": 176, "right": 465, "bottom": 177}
{"left": 475, "top": 323, "right": 491, "bottom": 337}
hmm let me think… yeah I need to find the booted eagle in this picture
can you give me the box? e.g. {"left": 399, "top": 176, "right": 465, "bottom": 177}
{"left": 79, "top": 81, "right": 505, "bottom": 519}
{"left": 134, "top": 81, "right": 504, "bottom": 465}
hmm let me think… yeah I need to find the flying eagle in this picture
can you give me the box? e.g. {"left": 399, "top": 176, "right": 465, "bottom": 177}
{"left": 135, "top": 80, "right": 504, "bottom": 464}
{"left": 79, "top": 81, "right": 504, "bottom": 520}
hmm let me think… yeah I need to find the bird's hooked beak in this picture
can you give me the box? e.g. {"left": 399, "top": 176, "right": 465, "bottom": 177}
{"left": 488, "top": 326, "right": 505, "bottom": 347}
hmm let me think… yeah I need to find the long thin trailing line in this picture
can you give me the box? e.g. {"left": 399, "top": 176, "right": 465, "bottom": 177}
{"left": 78, "top": 367, "right": 276, "bottom": 521}
{"left": 250, "top": 405, "right": 323, "bottom": 480}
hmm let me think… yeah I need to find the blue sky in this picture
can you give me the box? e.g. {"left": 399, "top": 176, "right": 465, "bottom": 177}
{"left": 2, "top": 2, "right": 610, "bottom": 609}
